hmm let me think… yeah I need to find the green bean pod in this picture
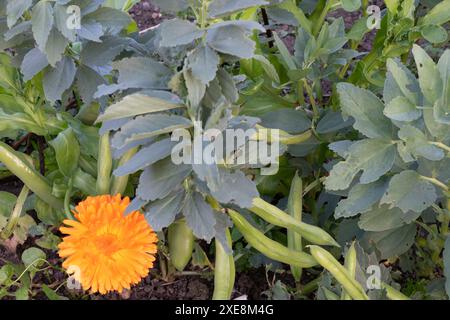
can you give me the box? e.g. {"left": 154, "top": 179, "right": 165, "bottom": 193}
{"left": 212, "top": 228, "right": 235, "bottom": 300}
{"left": 96, "top": 133, "right": 113, "bottom": 195}
{"left": 111, "top": 147, "right": 138, "bottom": 196}
{"left": 228, "top": 209, "right": 317, "bottom": 268}
{"left": 287, "top": 173, "right": 303, "bottom": 282}
{"left": 0, "top": 141, "right": 63, "bottom": 210}
{"left": 381, "top": 282, "right": 410, "bottom": 300}
{"left": 309, "top": 245, "right": 368, "bottom": 300}
{"left": 168, "top": 219, "right": 195, "bottom": 271}
{"left": 341, "top": 242, "right": 357, "bottom": 300}
{"left": 251, "top": 197, "right": 339, "bottom": 247}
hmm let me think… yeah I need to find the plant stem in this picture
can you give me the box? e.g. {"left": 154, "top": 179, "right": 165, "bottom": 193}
{"left": 0, "top": 185, "right": 29, "bottom": 239}
{"left": 420, "top": 175, "right": 449, "bottom": 192}
{"left": 64, "top": 179, "right": 75, "bottom": 220}
{"left": 430, "top": 141, "right": 450, "bottom": 153}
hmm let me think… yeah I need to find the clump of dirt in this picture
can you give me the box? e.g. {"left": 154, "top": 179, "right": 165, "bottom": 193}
{"left": 129, "top": 0, "right": 170, "bottom": 30}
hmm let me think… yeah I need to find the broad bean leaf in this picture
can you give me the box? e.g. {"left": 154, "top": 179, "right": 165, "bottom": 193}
{"left": 136, "top": 158, "right": 192, "bottom": 201}
{"left": 337, "top": 83, "right": 393, "bottom": 139}
{"left": 143, "top": 190, "right": 186, "bottom": 231}
{"left": 325, "top": 139, "right": 397, "bottom": 191}
{"left": 334, "top": 179, "right": 388, "bottom": 219}
{"left": 31, "top": 0, "right": 53, "bottom": 51}
{"left": 187, "top": 44, "right": 220, "bottom": 85}
{"left": 184, "top": 192, "right": 217, "bottom": 242}
{"left": 111, "top": 114, "right": 193, "bottom": 149}
{"left": 398, "top": 125, "right": 444, "bottom": 161}
{"left": 97, "top": 94, "right": 184, "bottom": 122}
{"left": 114, "top": 138, "right": 178, "bottom": 176}
{"left": 43, "top": 56, "right": 76, "bottom": 102}
{"left": 380, "top": 170, "right": 437, "bottom": 213}
{"left": 208, "top": 0, "right": 269, "bottom": 18}
{"left": 444, "top": 236, "right": 450, "bottom": 298}
{"left": 160, "top": 19, "right": 204, "bottom": 47}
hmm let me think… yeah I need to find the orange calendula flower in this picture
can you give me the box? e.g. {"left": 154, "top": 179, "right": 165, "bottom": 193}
{"left": 58, "top": 194, "right": 158, "bottom": 294}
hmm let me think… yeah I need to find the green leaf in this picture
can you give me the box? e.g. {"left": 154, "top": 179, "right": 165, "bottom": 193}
{"left": 380, "top": 170, "right": 437, "bottom": 213}
{"left": 35, "top": 197, "right": 64, "bottom": 226}
{"left": 187, "top": 44, "right": 220, "bottom": 85}
{"left": 0, "top": 109, "right": 46, "bottom": 136}
{"left": 421, "top": 24, "right": 448, "bottom": 44}
{"left": 325, "top": 139, "right": 397, "bottom": 191}
{"left": 335, "top": 179, "right": 388, "bottom": 219}
{"left": 97, "top": 94, "right": 184, "bottom": 122}
{"left": 111, "top": 114, "right": 193, "bottom": 149}
{"left": 384, "top": 58, "right": 421, "bottom": 105}
{"left": 160, "top": 19, "right": 205, "bottom": 47}
{"left": 114, "top": 138, "right": 177, "bottom": 176}
{"left": 273, "top": 32, "right": 297, "bottom": 70}
{"left": 21, "top": 48, "right": 49, "bottom": 81}
{"left": 0, "top": 191, "right": 16, "bottom": 217}
{"left": 49, "top": 128, "right": 80, "bottom": 177}
{"left": 151, "top": 0, "right": 189, "bottom": 13}
{"left": 412, "top": 44, "right": 442, "bottom": 105}
{"left": 435, "top": 49, "right": 450, "bottom": 124}
{"left": 358, "top": 205, "right": 419, "bottom": 232}
{"left": 341, "top": 0, "right": 361, "bottom": 12}
{"left": 260, "top": 109, "right": 311, "bottom": 134}
{"left": 363, "top": 224, "right": 416, "bottom": 260}
{"left": 15, "top": 285, "right": 29, "bottom": 300}
{"left": 206, "top": 25, "right": 257, "bottom": 59}
{"left": 208, "top": 0, "right": 268, "bottom": 18}
{"left": 398, "top": 125, "right": 444, "bottom": 161}
{"left": 31, "top": 0, "right": 54, "bottom": 50}
{"left": 21, "top": 247, "right": 46, "bottom": 269}
{"left": 53, "top": 3, "right": 76, "bottom": 42}
{"left": 419, "top": 0, "right": 450, "bottom": 26}
{"left": 143, "top": 191, "right": 185, "bottom": 231}
{"left": 43, "top": 56, "right": 76, "bottom": 103}
{"left": 383, "top": 96, "right": 422, "bottom": 122}
{"left": 209, "top": 169, "right": 259, "bottom": 208}
{"left": 337, "top": 83, "right": 393, "bottom": 139}
{"left": 0, "top": 264, "right": 14, "bottom": 285}
{"left": 6, "top": 0, "right": 33, "bottom": 28}
{"left": 444, "top": 236, "right": 450, "bottom": 298}
{"left": 183, "top": 68, "right": 206, "bottom": 108}
{"left": 45, "top": 27, "right": 69, "bottom": 66}
{"left": 316, "top": 110, "right": 354, "bottom": 134}
{"left": 136, "top": 158, "right": 192, "bottom": 201}
{"left": 42, "top": 284, "right": 69, "bottom": 300}
{"left": 184, "top": 192, "right": 216, "bottom": 242}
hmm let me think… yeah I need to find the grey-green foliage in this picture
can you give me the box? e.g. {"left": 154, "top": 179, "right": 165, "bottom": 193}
{"left": 290, "top": 17, "right": 360, "bottom": 82}
{"left": 326, "top": 45, "right": 450, "bottom": 259}
{"left": 96, "top": 4, "right": 271, "bottom": 249}
{"left": 1, "top": 0, "right": 137, "bottom": 103}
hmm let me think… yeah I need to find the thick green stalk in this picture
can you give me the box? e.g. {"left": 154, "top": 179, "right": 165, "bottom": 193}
{"left": 111, "top": 147, "right": 138, "bottom": 196}
{"left": 96, "top": 133, "right": 113, "bottom": 195}
{"left": 0, "top": 141, "right": 63, "bottom": 210}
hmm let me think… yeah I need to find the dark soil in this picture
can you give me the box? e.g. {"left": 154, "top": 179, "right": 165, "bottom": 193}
{"left": 129, "top": 0, "right": 170, "bottom": 30}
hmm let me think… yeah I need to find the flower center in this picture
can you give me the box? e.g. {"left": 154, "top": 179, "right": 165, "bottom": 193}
{"left": 92, "top": 234, "right": 121, "bottom": 256}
